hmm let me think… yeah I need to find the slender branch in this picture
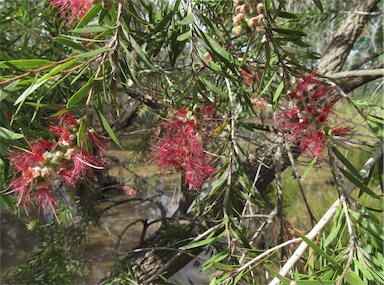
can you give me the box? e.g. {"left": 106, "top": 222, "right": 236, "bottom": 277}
{"left": 268, "top": 144, "right": 383, "bottom": 285}
{"left": 329, "top": 69, "right": 384, "bottom": 78}
{"left": 229, "top": 237, "right": 302, "bottom": 280}
{"left": 0, "top": 56, "right": 77, "bottom": 88}
{"left": 336, "top": 198, "right": 356, "bottom": 285}
{"left": 285, "top": 142, "right": 317, "bottom": 226}
{"left": 349, "top": 51, "right": 383, "bottom": 70}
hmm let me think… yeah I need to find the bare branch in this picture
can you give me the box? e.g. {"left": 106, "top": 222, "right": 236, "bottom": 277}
{"left": 329, "top": 69, "right": 384, "bottom": 78}
{"left": 349, "top": 50, "right": 384, "bottom": 70}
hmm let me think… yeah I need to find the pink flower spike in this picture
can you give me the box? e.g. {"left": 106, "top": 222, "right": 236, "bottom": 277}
{"left": 48, "top": 0, "right": 93, "bottom": 24}
{"left": 86, "top": 131, "right": 107, "bottom": 153}
{"left": 35, "top": 188, "right": 58, "bottom": 215}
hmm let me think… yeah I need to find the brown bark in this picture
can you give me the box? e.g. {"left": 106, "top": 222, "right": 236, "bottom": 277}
{"left": 317, "top": 0, "right": 380, "bottom": 75}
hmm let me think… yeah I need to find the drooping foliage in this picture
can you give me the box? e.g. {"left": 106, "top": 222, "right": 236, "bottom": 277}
{"left": 1, "top": 0, "right": 383, "bottom": 284}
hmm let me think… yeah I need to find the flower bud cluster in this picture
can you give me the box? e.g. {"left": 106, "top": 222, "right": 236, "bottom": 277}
{"left": 275, "top": 73, "right": 351, "bottom": 159}
{"left": 232, "top": 1, "right": 266, "bottom": 41}
{"left": 8, "top": 112, "right": 107, "bottom": 214}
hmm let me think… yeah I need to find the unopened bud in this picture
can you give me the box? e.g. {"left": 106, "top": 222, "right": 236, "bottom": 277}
{"left": 249, "top": 14, "right": 264, "bottom": 30}
{"left": 102, "top": 0, "right": 112, "bottom": 10}
{"left": 31, "top": 166, "right": 42, "bottom": 179}
{"left": 256, "top": 3, "right": 264, "bottom": 14}
{"left": 42, "top": 152, "right": 54, "bottom": 162}
{"left": 54, "top": 151, "right": 64, "bottom": 160}
{"left": 40, "top": 167, "right": 52, "bottom": 178}
{"left": 232, "top": 26, "right": 243, "bottom": 36}
{"left": 64, "top": 148, "right": 76, "bottom": 160}
{"left": 233, "top": 13, "right": 245, "bottom": 26}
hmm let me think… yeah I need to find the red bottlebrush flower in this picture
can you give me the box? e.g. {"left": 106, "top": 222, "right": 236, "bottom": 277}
{"left": 240, "top": 66, "right": 258, "bottom": 87}
{"left": 275, "top": 72, "right": 348, "bottom": 160}
{"left": 8, "top": 175, "right": 32, "bottom": 207}
{"left": 10, "top": 139, "right": 53, "bottom": 173}
{"left": 48, "top": 0, "right": 92, "bottom": 24}
{"left": 34, "top": 188, "right": 58, "bottom": 215}
{"left": 152, "top": 108, "right": 215, "bottom": 190}
{"left": 49, "top": 112, "right": 79, "bottom": 144}
{"left": 86, "top": 130, "right": 107, "bottom": 153}
{"left": 60, "top": 151, "right": 106, "bottom": 186}
{"left": 300, "top": 130, "right": 326, "bottom": 159}
{"left": 330, "top": 127, "right": 351, "bottom": 136}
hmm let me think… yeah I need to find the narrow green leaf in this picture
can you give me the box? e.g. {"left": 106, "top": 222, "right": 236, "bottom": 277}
{"left": 280, "top": 46, "right": 320, "bottom": 59}
{"left": 0, "top": 59, "right": 53, "bottom": 69}
{"left": 201, "top": 78, "right": 226, "bottom": 97}
{"left": 54, "top": 36, "right": 88, "bottom": 51}
{"left": 323, "top": 206, "right": 344, "bottom": 247}
{"left": 66, "top": 79, "right": 94, "bottom": 109}
{"left": 14, "top": 58, "right": 78, "bottom": 106}
{"left": 351, "top": 99, "right": 384, "bottom": 110}
{"left": 75, "top": 3, "right": 102, "bottom": 28}
{"left": 331, "top": 146, "right": 362, "bottom": 179}
{"left": 312, "top": 0, "right": 324, "bottom": 12}
{"left": 176, "top": 13, "right": 194, "bottom": 26}
{"left": 345, "top": 271, "right": 364, "bottom": 285}
{"left": 355, "top": 259, "right": 374, "bottom": 281}
{"left": 275, "top": 11, "right": 297, "bottom": 19}
{"left": 202, "top": 33, "right": 235, "bottom": 64}
{"left": 366, "top": 119, "right": 384, "bottom": 140}
{"left": 259, "top": 71, "right": 277, "bottom": 96}
{"left": 78, "top": 48, "right": 112, "bottom": 58}
{"left": 0, "top": 80, "right": 19, "bottom": 102}
{"left": 128, "top": 35, "right": 155, "bottom": 69}
{"left": 301, "top": 157, "right": 317, "bottom": 181}
{"left": 265, "top": 265, "right": 291, "bottom": 285}
{"left": 272, "top": 28, "right": 307, "bottom": 37}
{"left": 97, "top": 109, "right": 123, "bottom": 149}
{"left": 177, "top": 31, "right": 190, "bottom": 41}
{"left": 350, "top": 210, "right": 384, "bottom": 240}
{"left": 273, "top": 81, "right": 284, "bottom": 104}
{"left": 339, "top": 168, "right": 380, "bottom": 198}
{"left": 14, "top": 79, "right": 48, "bottom": 106}
{"left": 212, "top": 262, "right": 234, "bottom": 271}
{"left": 153, "top": 10, "right": 174, "bottom": 33}
{"left": 296, "top": 280, "right": 334, "bottom": 285}
{"left": 77, "top": 120, "right": 86, "bottom": 146}
{"left": 0, "top": 127, "right": 23, "bottom": 140}
{"left": 182, "top": 230, "right": 223, "bottom": 249}
{"left": 294, "top": 230, "right": 343, "bottom": 269}
{"left": 38, "top": 58, "right": 79, "bottom": 83}
{"left": 0, "top": 51, "right": 13, "bottom": 61}
{"left": 71, "top": 26, "right": 111, "bottom": 34}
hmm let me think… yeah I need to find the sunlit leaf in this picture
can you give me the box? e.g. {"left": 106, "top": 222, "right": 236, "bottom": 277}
{"left": 66, "top": 79, "right": 94, "bottom": 109}
{"left": 0, "top": 59, "right": 53, "bottom": 69}
{"left": 0, "top": 127, "right": 23, "bottom": 140}
{"left": 75, "top": 3, "right": 102, "bottom": 28}
{"left": 97, "top": 109, "right": 123, "bottom": 149}
{"left": 176, "top": 13, "right": 194, "bottom": 26}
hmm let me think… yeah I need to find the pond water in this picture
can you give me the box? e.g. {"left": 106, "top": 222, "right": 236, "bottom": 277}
{"left": 0, "top": 137, "right": 211, "bottom": 284}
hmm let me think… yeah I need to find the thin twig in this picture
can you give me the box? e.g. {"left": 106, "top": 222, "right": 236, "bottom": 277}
{"left": 285, "top": 141, "right": 317, "bottom": 226}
